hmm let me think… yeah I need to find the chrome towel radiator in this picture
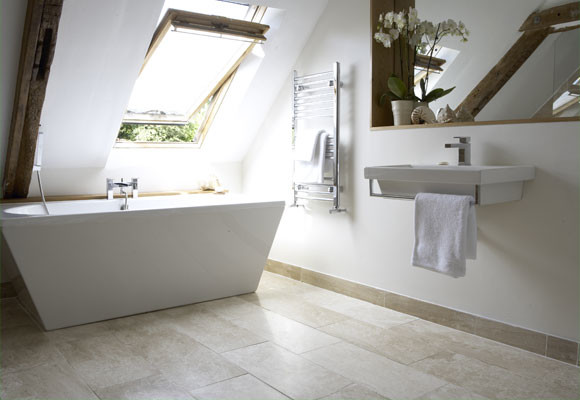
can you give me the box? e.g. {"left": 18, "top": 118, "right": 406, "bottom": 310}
{"left": 291, "top": 61, "right": 346, "bottom": 213}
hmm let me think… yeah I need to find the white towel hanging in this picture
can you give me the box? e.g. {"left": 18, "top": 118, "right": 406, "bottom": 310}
{"left": 412, "top": 193, "right": 477, "bottom": 278}
{"left": 293, "top": 129, "right": 326, "bottom": 161}
{"left": 294, "top": 131, "right": 329, "bottom": 184}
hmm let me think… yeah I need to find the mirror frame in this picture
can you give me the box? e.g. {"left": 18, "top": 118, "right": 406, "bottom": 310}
{"left": 369, "top": 0, "right": 580, "bottom": 130}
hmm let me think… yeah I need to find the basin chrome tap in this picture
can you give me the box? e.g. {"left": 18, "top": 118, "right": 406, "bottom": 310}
{"left": 444, "top": 136, "right": 471, "bottom": 166}
{"left": 106, "top": 178, "right": 139, "bottom": 210}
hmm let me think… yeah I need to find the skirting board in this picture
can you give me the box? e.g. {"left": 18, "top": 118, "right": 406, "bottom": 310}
{"left": 265, "top": 259, "right": 580, "bottom": 366}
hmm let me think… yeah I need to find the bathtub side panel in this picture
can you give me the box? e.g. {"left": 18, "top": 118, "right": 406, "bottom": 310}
{"left": 2, "top": 203, "right": 284, "bottom": 329}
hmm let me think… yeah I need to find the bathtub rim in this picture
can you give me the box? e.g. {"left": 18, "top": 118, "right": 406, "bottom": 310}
{"left": 0, "top": 195, "right": 286, "bottom": 227}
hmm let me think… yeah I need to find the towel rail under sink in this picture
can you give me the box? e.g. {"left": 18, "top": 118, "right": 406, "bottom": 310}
{"left": 368, "top": 179, "right": 480, "bottom": 205}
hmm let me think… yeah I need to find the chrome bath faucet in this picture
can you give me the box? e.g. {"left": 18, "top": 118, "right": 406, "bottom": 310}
{"left": 106, "top": 178, "right": 139, "bottom": 210}
{"left": 445, "top": 136, "right": 471, "bottom": 166}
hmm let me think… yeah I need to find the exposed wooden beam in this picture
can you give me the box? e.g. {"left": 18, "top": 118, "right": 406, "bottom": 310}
{"left": 456, "top": 28, "right": 551, "bottom": 118}
{"left": 519, "top": 2, "right": 580, "bottom": 31}
{"left": 3, "top": 0, "right": 63, "bottom": 198}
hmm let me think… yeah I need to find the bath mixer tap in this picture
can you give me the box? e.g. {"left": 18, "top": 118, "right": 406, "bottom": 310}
{"left": 444, "top": 136, "right": 471, "bottom": 166}
{"left": 120, "top": 186, "right": 129, "bottom": 210}
{"left": 106, "top": 178, "right": 139, "bottom": 204}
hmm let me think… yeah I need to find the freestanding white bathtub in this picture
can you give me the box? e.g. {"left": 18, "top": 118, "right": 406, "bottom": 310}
{"left": 1, "top": 194, "right": 284, "bottom": 330}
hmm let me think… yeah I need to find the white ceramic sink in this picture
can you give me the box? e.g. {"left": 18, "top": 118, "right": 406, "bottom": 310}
{"left": 364, "top": 165, "right": 535, "bottom": 185}
{"left": 364, "top": 164, "right": 535, "bottom": 205}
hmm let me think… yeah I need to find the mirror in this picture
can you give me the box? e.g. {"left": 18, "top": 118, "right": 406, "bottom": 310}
{"left": 410, "top": 0, "right": 579, "bottom": 123}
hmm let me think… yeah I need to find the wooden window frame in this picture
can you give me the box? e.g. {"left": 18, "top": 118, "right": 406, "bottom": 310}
{"left": 118, "top": 6, "right": 268, "bottom": 147}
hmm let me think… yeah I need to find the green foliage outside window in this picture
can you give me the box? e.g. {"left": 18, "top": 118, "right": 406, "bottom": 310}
{"left": 117, "top": 101, "right": 210, "bottom": 143}
{"left": 118, "top": 122, "right": 200, "bottom": 143}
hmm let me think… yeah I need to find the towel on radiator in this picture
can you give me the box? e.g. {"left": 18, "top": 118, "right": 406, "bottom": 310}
{"left": 293, "top": 129, "right": 327, "bottom": 161}
{"left": 412, "top": 193, "right": 477, "bottom": 278}
{"left": 294, "top": 130, "right": 329, "bottom": 184}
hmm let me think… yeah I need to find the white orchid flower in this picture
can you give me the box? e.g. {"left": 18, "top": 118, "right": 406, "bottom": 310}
{"left": 408, "top": 7, "right": 419, "bottom": 31}
{"left": 394, "top": 12, "right": 406, "bottom": 29}
{"left": 446, "top": 19, "right": 457, "bottom": 31}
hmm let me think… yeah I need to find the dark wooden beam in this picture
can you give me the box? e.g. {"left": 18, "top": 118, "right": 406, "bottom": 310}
{"left": 3, "top": 0, "right": 63, "bottom": 199}
{"left": 519, "top": 2, "right": 580, "bottom": 31}
{"left": 370, "top": 0, "right": 414, "bottom": 128}
{"left": 456, "top": 28, "right": 551, "bottom": 118}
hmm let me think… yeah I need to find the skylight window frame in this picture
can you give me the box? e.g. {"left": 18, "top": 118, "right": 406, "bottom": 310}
{"left": 118, "top": 4, "right": 268, "bottom": 147}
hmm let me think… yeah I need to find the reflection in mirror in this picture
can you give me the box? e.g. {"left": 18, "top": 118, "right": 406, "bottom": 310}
{"left": 415, "top": 0, "right": 579, "bottom": 122}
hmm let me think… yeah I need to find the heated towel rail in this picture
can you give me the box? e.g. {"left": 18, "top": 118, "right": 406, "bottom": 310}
{"left": 291, "top": 62, "right": 345, "bottom": 213}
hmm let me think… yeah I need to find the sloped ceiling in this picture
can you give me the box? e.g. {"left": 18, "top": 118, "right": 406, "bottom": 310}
{"left": 202, "top": 0, "right": 329, "bottom": 162}
{"left": 39, "top": 0, "right": 328, "bottom": 168}
{"left": 40, "top": 0, "right": 164, "bottom": 168}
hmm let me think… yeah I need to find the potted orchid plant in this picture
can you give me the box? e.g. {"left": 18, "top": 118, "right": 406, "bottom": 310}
{"left": 374, "top": 8, "right": 469, "bottom": 125}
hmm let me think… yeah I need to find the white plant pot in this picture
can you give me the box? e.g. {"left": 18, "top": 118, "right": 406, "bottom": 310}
{"left": 391, "top": 100, "right": 414, "bottom": 126}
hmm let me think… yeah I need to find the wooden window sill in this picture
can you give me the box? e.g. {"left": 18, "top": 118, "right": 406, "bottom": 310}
{"left": 0, "top": 190, "right": 227, "bottom": 204}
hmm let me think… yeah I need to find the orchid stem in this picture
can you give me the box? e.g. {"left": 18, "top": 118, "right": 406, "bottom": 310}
{"left": 425, "top": 23, "right": 440, "bottom": 91}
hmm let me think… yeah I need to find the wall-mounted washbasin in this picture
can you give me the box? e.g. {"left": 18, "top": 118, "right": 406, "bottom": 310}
{"left": 364, "top": 164, "right": 535, "bottom": 205}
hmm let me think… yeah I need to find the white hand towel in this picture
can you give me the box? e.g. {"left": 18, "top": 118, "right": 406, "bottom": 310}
{"left": 294, "top": 131, "right": 329, "bottom": 184}
{"left": 293, "top": 129, "right": 326, "bottom": 161}
{"left": 412, "top": 193, "right": 477, "bottom": 278}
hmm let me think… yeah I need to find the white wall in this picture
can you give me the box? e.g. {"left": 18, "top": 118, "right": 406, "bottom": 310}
{"left": 28, "top": 150, "right": 242, "bottom": 196}
{"left": 243, "top": 0, "right": 579, "bottom": 341}
{"left": 13, "top": 0, "right": 327, "bottom": 196}
{"left": 0, "top": 0, "right": 27, "bottom": 190}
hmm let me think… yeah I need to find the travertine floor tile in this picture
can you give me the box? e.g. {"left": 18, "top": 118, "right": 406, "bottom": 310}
{"left": 1, "top": 324, "right": 66, "bottom": 374}
{"left": 416, "top": 383, "right": 488, "bottom": 399}
{"left": 403, "top": 319, "right": 580, "bottom": 397}
{"left": 190, "top": 374, "right": 290, "bottom": 400}
{"left": 56, "top": 334, "right": 158, "bottom": 390}
{"left": 45, "top": 320, "right": 114, "bottom": 344}
{"left": 230, "top": 307, "right": 341, "bottom": 354}
{"left": 258, "top": 271, "right": 306, "bottom": 292}
{"left": 1, "top": 272, "right": 578, "bottom": 400}
{"left": 321, "top": 318, "right": 440, "bottom": 364}
{"left": 96, "top": 374, "right": 194, "bottom": 400}
{"left": 307, "top": 291, "right": 417, "bottom": 329}
{"left": 194, "top": 296, "right": 266, "bottom": 321}
{"left": 164, "top": 308, "right": 267, "bottom": 353}
{"left": 320, "top": 383, "right": 388, "bottom": 400}
{"left": 0, "top": 361, "right": 97, "bottom": 400}
{"left": 241, "top": 290, "right": 349, "bottom": 328}
{"left": 411, "top": 351, "right": 558, "bottom": 399}
{"left": 223, "top": 342, "right": 351, "bottom": 399}
{"left": 303, "top": 341, "right": 447, "bottom": 400}
{"left": 121, "top": 325, "right": 246, "bottom": 391}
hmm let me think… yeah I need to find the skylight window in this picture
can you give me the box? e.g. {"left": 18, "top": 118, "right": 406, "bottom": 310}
{"left": 413, "top": 46, "right": 459, "bottom": 97}
{"left": 118, "top": 0, "right": 268, "bottom": 146}
{"left": 552, "top": 77, "right": 580, "bottom": 117}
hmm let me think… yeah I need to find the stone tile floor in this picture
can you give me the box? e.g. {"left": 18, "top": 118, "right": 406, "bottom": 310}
{"left": 1, "top": 271, "right": 578, "bottom": 400}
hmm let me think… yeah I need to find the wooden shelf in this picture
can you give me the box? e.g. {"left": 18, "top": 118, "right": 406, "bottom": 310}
{"left": 370, "top": 116, "right": 580, "bottom": 131}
